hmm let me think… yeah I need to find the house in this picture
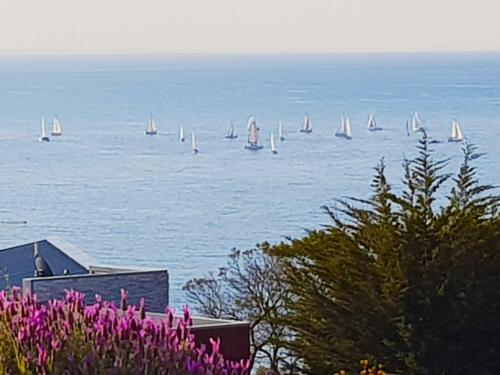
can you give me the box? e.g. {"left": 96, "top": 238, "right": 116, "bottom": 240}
{"left": 0, "top": 238, "right": 250, "bottom": 361}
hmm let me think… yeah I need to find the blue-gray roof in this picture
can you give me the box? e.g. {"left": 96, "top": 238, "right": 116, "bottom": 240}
{"left": 0, "top": 240, "right": 88, "bottom": 290}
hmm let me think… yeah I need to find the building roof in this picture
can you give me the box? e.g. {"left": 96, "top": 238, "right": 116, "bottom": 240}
{"left": 0, "top": 239, "right": 89, "bottom": 290}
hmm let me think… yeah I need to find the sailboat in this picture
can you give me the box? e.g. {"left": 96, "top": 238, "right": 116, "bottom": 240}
{"left": 245, "top": 117, "right": 263, "bottom": 150}
{"left": 411, "top": 112, "right": 423, "bottom": 132}
{"left": 335, "top": 116, "right": 352, "bottom": 140}
{"left": 179, "top": 126, "right": 185, "bottom": 142}
{"left": 39, "top": 118, "right": 50, "bottom": 142}
{"left": 367, "top": 114, "right": 382, "bottom": 131}
{"left": 145, "top": 114, "right": 157, "bottom": 135}
{"left": 51, "top": 117, "right": 62, "bottom": 136}
{"left": 191, "top": 132, "right": 199, "bottom": 153}
{"left": 448, "top": 120, "right": 464, "bottom": 142}
{"left": 299, "top": 114, "right": 312, "bottom": 133}
{"left": 225, "top": 122, "right": 238, "bottom": 139}
{"left": 270, "top": 132, "right": 277, "bottom": 154}
{"left": 278, "top": 122, "right": 285, "bottom": 141}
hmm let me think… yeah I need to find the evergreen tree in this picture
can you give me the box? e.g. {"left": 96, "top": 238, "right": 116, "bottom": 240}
{"left": 273, "top": 135, "right": 500, "bottom": 374}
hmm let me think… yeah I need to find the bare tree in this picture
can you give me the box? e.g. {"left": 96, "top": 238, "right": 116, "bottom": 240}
{"left": 183, "top": 243, "right": 296, "bottom": 372}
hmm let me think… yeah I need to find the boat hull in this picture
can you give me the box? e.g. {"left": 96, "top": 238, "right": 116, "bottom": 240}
{"left": 299, "top": 129, "right": 312, "bottom": 133}
{"left": 335, "top": 133, "right": 352, "bottom": 140}
{"left": 225, "top": 135, "right": 238, "bottom": 139}
{"left": 145, "top": 131, "right": 157, "bottom": 135}
{"left": 245, "top": 144, "right": 263, "bottom": 151}
{"left": 39, "top": 137, "right": 50, "bottom": 142}
{"left": 448, "top": 137, "right": 463, "bottom": 143}
{"left": 51, "top": 133, "right": 62, "bottom": 136}
{"left": 368, "top": 127, "right": 383, "bottom": 132}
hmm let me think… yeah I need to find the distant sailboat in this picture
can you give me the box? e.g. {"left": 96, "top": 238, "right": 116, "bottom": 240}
{"left": 245, "top": 117, "right": 263, "bottom": 150}
{"left": 448, "top": 120, "right": 464, "bottom": 142}
{"left": 270, "top": 132, "right": 277, "bottom": 154}
{"left": 278, "top": 122, "right": 285, "bottom": 141}
{"left": 51, "top": 117, "right": 62, "bottom": 136}
{"left": 225, "top": 122, "right": 238, "bottom": 139}
{"left": 367, "top": 114, "right": 382, "bottom": 131}
{"left": 179, "top": 126, "right": 185, "bottom": 142}
{"left": 146, "top": 114, "right": 157, "bottom": 135}
{"left": 39, "top": 118, "right": 50, "bottom": 142}
{"left": 299, "top": 114, "right": 312, "bottom": 133}
{"left": 191, "top": 132, "right": 199, "bottom": 153}
{"left": 335, "top": 116, "right": 352, "bottom": 140}
{"left": 412, "top": 112, "right": 422, "bottom": 132}
{"left": 405, "top": 120, "right": 410, "bottom": 136}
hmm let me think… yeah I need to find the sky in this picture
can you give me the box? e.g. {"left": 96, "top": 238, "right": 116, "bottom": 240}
{"left": 0, "top": 0, "right": 500, "bottom": 54}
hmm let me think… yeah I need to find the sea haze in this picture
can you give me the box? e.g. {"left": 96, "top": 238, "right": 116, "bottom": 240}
{"left": 1, "top": 53, "right": 499, "bottom": 304}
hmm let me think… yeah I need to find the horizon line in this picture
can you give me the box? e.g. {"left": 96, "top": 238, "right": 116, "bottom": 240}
{"left": 1, "top": 49, "right": 500, "bottom": 57}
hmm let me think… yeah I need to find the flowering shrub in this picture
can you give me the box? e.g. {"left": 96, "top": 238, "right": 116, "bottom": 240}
{"left": 334, "top": 359, "right": 387, "bottom": 375}
{"left": 0, "top": 288, "right": 250, "bottom": 374}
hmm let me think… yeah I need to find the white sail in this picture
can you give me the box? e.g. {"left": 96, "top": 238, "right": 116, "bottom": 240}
{"left": 338, "top": 116, "right": 346, "bottom": 134}
{"left": 455, "top": 121, "right": 464, "bottom": 140}
{"left": 449, "top": 120, "right": 464, "bottom": 141}
{"left": 51, "top": 117, "right": 62, "bottom": 135}
{"left": 412, "top": 112, "right": 421, "bottom": 132}
{"left": 191, "top": 132, "right": 198, "bottom": 153}
{"left": 301, "top": 114, "right": 312, "bottom": 132}
{"left": 179, "top": 126, "right": 185, "bottom": 142}
{"left": 278, "top": 122, "right": 284, "bottom": 141}
{"left": 41, "top": 118, "right": 47, "bottom": 138}
{"left": 270, "top": 132, "right": 277, "bottom": 153}
{"left": 247, "top": 116, "right": 255, "bottom": 130}
{"left": 367, "top": 114, "right": 376, "bottom": 129}
{"left": 229, "top": 123, "right": 234, "bottom": 137}
{"left": 247, "top": 119, "right": 260, "bottom": 145}
{"left": 39, "top": 117, "right": 49, "bottom": 141}
{"left": 146, "top": 115, "right": 157, "bottom": 134}
{"left": 345, "top": 117, "right": 352, "bottom": 138}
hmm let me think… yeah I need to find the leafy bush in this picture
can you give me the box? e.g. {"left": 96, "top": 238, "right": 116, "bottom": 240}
{"left": 0, "top": 288, "right": 250, "bottom": 374}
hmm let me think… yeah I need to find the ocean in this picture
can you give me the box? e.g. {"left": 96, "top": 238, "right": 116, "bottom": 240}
{"left": 1, "top": 53, "right": 499, "bottom": 305}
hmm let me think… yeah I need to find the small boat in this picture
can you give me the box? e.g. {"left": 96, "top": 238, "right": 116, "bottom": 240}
{"left": 245, "top": 117, "right": 263, "bottom": 151}
{"left": 367, "top": 114, "right": 382, "bottom": 131}
{"left": 146, "top": 114, "right": 157, "bottom": 135}
{"left": 270, "top": 132, "right": 277, "bottom": 154}
{"left": 412, "top": 112, "right": 423, "bottom": 132}
{"left": 448, "top": 120, "right": 464, "bottom": 142}
{"left": 299, "top": 114, "right": 312, "bottom": 133}
{"left": 225, "top": 122, "right": 238, "bottom": 139}
{"left": 278, "top": 122, "right": 285, "bottom": 141}
{"left": 335, "top": 116, "right": 352, "bottom": 140}
{"left": 405, "top": 120, "right": 410, "bottom": 136}
{"left": 179, "top": 126, "right": 185, "bottom": 142}
{"left": 191, "top": 132, "right": 199, "bottom": 154}
{"left": 51, "top": 116, "right": 62, "bottom": 136}
{"left": 39, "top": 118, "right": 50, "bottom": 142}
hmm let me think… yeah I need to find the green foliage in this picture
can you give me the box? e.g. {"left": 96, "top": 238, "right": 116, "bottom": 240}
{"left": 272, "top": 135, "right": 500, "bottom": 374}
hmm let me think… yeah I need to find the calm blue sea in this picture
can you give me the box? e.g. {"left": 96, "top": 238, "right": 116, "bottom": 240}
{"left": 1, "top": 53, "right": 499, "bottom": 304}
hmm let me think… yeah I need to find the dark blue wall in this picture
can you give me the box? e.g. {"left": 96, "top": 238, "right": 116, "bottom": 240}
{"left": 0, "top": 240, "right": 88, "bottom": 290}
{"left": 23, "top": 270, "right": 169, "bottom": 312}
